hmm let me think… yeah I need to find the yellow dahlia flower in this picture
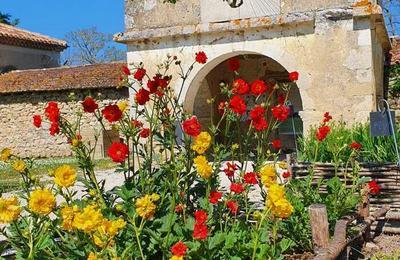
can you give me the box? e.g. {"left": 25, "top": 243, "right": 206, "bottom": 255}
{"left": 191, "top": 131, "right": 211, "bottom": 154}
{"left": 194, "top": 155, "right": 212, "bottom": 179}
{"left": 170, "top": 256, "right": 183, "bottom": 260}
{"left": 29, "top": 189, "right": 56, "bottom": 215}
{"left": 270, "top": 198, "right": 294, "bottom": 219}
{"left": 135, "top": 194, "right": 159, "bottom": 220}
{"left": 117, "top": 100, "right": 129, "bottom": 112}
{"left": 60, "top": 205, "right": 80, "bottom": 231}
{"left": 267, "top": 184, "right": 294, "bottom": 219}
{"left": 93, "top": 218, "right": 126, "bottom": 248}
{"left": 260, "top": 164, "right": 277, "bottom": 188}
{"left": 12, "top": 160, "right": 26, "bottom": 173}
{"left": 0, "top": 196, "right": 21, "bottom": 223}
{"left": 87, "top": 252, "right": 97, "bottom": 260}
{"left": 73, "top": 205, "right": 104, "bottom": 233}
{"left": 54, "top": 165, "right": 77, "bottom": 188}
{"left": 0, "top": 148, "right": 11, "bottom": 162}
{"left": 267, "top": 183, "right": 285, "bottom": 203}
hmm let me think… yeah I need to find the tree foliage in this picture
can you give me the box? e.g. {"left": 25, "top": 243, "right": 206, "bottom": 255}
{"left": 0, "top": 12, "right": 19, "bottom": 26}
{"left": 381, "top": 0, "right": 400, "bottom": 36}
{"left": 63, "top": 27, "right": 126, "bottom": 65}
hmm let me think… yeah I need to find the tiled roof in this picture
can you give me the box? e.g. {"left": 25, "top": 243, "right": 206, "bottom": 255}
{"left": 0, "top": 62, "right": 126, "bottom": 94}
{"left": 0, "top": 23, "right": 67, "bottom": 51}
{"left": 390, "top": 37, "right": 400, "bottom": 65}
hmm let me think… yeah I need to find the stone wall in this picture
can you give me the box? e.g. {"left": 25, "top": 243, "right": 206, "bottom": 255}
{"left": 122, "top": 9, "right": 388, "bottom": 133}
{"left": 0, "top": 44, "right": 61, "bottom": 70}
{"left": 0, "top": 88, "right": 128, "bottom": 158}
{"left": 124, "top": 0, "right": 367, "bottom": 30}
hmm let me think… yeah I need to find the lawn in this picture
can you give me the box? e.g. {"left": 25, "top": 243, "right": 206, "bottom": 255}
{"left": 0, "top": 157, "right": 116, "bottom": 193}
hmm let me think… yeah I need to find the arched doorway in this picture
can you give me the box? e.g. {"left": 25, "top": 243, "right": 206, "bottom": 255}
{"left": 187, "top": 54, "right": 303, "bottom": 153}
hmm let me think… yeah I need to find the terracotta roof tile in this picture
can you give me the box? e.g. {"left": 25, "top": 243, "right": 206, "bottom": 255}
{"left": 0, "top": 62, "right": 126, "bottom": 94}
{"left": 390, "top": 37, "right": 400, "bottom": 65}
{"left": 0, "top": 23, "right": 67, "bottom": 51}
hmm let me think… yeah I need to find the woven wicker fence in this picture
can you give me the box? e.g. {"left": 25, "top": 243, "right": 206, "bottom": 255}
{"left": 292, "top": 162, "right": 400, "bottom": 234}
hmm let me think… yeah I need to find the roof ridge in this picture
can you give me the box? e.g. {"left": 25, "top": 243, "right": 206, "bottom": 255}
{"left": 0, "top": 23, "right": 67, "bottom": 45}
{"left": 4, "top": 61, "right": 126, "bottom": 75}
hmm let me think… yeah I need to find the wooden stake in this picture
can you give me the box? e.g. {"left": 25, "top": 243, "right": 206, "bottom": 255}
{"left": 359, "top": 185, "right": 371, "bottom": 241}
{"left": 309, "top": 204, "right": 330, "bottom": 253}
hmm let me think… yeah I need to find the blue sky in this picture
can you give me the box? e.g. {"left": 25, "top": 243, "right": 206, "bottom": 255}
{"left": 1, "top": 0, "right": 399, "bottom": 43}
{"left": 1, "top": 0, "right": 125, "bottom": 47}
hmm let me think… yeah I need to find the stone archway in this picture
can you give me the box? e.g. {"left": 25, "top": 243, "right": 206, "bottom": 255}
{"left": 184, "top": 53, "right": 304, "bottom": 153}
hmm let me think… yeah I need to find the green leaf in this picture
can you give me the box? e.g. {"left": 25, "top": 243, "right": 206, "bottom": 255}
{"left": 224, "top": 232, "right": 237, "bottom": 249}
{"left": 209, "top": 232, "right": 225, "bottom": 250}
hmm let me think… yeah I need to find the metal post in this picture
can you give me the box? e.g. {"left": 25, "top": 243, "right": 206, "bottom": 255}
{"left": 378, "top": 99, "right": 400, "bottom": 167}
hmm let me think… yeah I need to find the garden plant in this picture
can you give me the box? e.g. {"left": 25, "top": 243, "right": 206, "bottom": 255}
{"left": 0, "top": 53, "right": 378, "bottom": 259}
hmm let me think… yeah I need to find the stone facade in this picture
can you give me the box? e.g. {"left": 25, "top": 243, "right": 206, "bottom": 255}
{"left": 0, "top": 88, "right": 128, "bottom": 158}
{"left": 116, "top": 0, "right": 391, "bottom": 136}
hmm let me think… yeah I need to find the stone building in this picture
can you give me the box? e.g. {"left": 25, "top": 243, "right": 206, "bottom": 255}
{"left": 0, "top": 62, "right": 128, "bottom": 158}
{"left": 116, "top": 0, "right": 391, "bottom": 151}
{"left": 0, "top": 23, "right": 67, "bottom": 72}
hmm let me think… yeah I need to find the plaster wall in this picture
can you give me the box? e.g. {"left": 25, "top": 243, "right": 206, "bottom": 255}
{"left": 0, "top": 44, "right": 61, "bottom": 70}
{"left": 126, "top": 14, "right": 379, "bottom": 132}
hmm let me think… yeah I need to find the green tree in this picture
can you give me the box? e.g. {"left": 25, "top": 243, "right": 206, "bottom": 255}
{"left": 0, "top": 12, "right": 19, "bottom": 26}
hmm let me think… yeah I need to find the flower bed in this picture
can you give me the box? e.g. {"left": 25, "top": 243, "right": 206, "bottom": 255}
{"left": 0, "top": 53, "right": 373, "bottom": 259}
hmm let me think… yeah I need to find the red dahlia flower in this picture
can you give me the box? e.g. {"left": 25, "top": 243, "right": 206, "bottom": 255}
{"left": 316, "top": 125, "right": 330, "bottom": 142}
{"left": 223, "top": 162, "right": 238, "bottom": 177}
{"left": 102, "top": 105, "right": 123, "bottom": 123}
{"left": 250, "top": 80, "right": 268, "bottom": 96}
{"left": 49, "top": 122, "right": 60, "bottom": 136}
{"left": 209, "top": 191, "right": 222, "bottom": 204}
{"left": 271, "top": 105, "right": 290, "bottom": 122}
{"left": 272, "top": 139, "right": 282, "bottom": 149}
{"left": 131, "top": 119, "right": 143, "bottom": 128}
{"left": 349, "top": 141, "right": 362, "bottom": 150}
{"left": 182, "top": 116, "right": 201, "bottom": 137}
{"left": 139, "top": 128, "right": 150, "bottom": 138}
{"left": 170, "top": 241, "right": 188, "bottom": 257}
{"left": 229, "top": 95, "right": 247, "bottom": 115}
{"left": 107, "top": 142, "right": 129, "bottom": 163}
{"left": 195, "top": 51, "right": 208, "bottom": 64}
{"left": 288, "top": 71, "right": 299, "bottom": 81}
{"left": 244, "top": 172, "right": 258, "bottom": 185}
{"left": 82, "top": 97, "right": 98, "bottom": 113}
{"left": 368, "top": 180, "right": 380, "bottom": 195}
{"left": 323, "top": 112, "right": 332, "bottom": 123}
{"left": 232, "top": 79, "right": 249, "bottom": 95}
{"left": 194, "top": 210, "right": 208, "bottom": 225}
{"left": 226, "top": 200, "right": 239, "bottom": 215}
{"left": 249, "top": 106, "right": 265, "bottom": 121}
{"left": 147, "top": 74, "right": 169, "bottom": 96}
{"left": 121, "top": 65, "right": 131, "bottom": 76}
{"left": 277, "top": 93, "right": 286, "bottom": 105}
{"left": 228, "top": 58, "right": 240, "bottom": 71}
{"left": 33, "top": 115, "right": 42, "bottom": 128}
{"left": 282, "top": 171, "right": 291, "bottom": 178}
{"left": 134, "top": 68, "right": 146, "bottom": 81}
{"left": 45, "top": 101, "right": 60, "bottom": 123}
{"left": 135, "top": 88, "right": 150, "bottom": 105}
{"left": 252, "top": 118, "right": 268, "bottom": 132}
{"left": 193, "top": 223, "right": 208, "bottom": 240}
{"left": 230, "top": 183, "right": 244, "bottom": 194}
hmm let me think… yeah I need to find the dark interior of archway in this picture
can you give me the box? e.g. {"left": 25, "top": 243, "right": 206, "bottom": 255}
{"left": 193, "top": 54, "right": 303, "bottom": 154}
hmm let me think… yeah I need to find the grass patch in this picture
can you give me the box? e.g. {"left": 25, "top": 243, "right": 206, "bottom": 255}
{"left": 0, "top": 157, "right": 116, "bottom": 193}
